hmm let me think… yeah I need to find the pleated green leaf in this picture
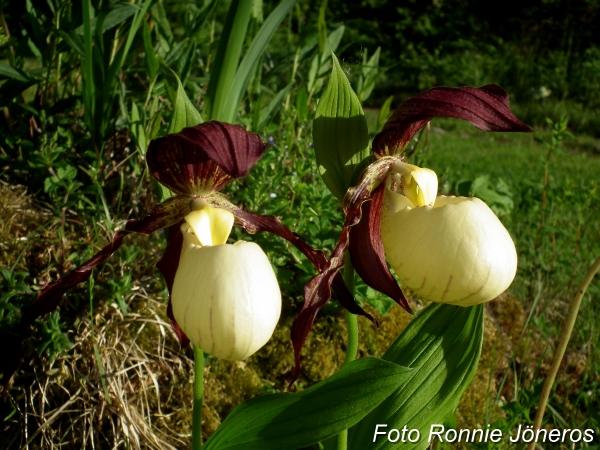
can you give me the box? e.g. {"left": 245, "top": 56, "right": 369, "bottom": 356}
{"left": 202, "top": 358, "right": 412, "bottom": 450}
{"left": 167, "top": 71, "right": 203, "bottom": 135}
{"left": 313, "top": 52, "right": 370, "bottom": 202}
{"left": 349, "top": 304, "right": 484, "bottom": 450}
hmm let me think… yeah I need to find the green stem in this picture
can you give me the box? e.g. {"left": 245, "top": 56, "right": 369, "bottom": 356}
{"left": 338, "top": 253, "right": 358, "bottom": 449}
{"left": 192, "top": 345, "right": 205, "bottom": 449}
{"left": 526, "top": 255, "right": 600, "bottom": 450}
{"left": 342, "top": 253, "right": 358, "bottom": 365}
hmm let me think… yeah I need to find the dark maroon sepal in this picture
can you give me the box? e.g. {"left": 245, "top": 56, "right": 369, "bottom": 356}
{"left": 147, "top": 121, "right": 268, "bottom": 195}
{"left": 156, "top": 221, "right": 190, "bottom": 348}
{"left": 22, "top": 195, "right": 192, "bottom": 326}
{"left": 373, "top": 85, "right": 533, "bottom": 157}
{"left": 289, "top": 158, "right": 395, "bottom": 384}
{"left": 349, "top": 186, "right": 412, "bottom": 313}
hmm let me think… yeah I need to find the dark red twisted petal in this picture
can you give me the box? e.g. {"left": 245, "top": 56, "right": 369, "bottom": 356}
{"left": 289, "top": 158, "right": 395, "bottom": 384}
{"left": 209, "top": 194, "right": 371, "bottom": 315}
{"left": 349, "top": 185, "right": 411, "bottom": 313}
{"left": 373, "top": 85, "right": 533, "bottom": 157}
{"left": 3, "top": 196, "right": 193, "bottom": 394}
{"left": 147, "top": 121, "right": 268, "bottom": 195}
{"left": 23, "top": 195, "right": 192, "bottom": 326}
{"left": 156, "top": 221, "right": 190, "bottom": 348}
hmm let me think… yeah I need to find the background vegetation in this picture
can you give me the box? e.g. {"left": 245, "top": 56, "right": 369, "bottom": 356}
{"left": 0, "top": 0, "right": 598, "bottom": 448}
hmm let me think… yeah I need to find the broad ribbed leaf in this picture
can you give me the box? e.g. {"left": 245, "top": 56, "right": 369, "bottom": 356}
{"left": 372, "top": 85, "right": 532, "bottom": 157}
{"left": 313, "top": 52, "right": 370, "bottom": 201}
{"left": 349, "top": 303, "right": 484, "bottom": 450}
{"left": 147, "top": 122, "right": 267, "bottom": 195}
{"left": 349, "top": 186, "right": 410, "bottom": 313}
{"left": 203, "top": 358, "right": 412, "bottom": 450}
{"left": 167, "top": 71, "right": 203, "bottom": 135}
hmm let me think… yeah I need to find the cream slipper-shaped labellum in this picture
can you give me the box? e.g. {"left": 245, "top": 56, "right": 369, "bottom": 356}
{"left": 381, "top": 164, "right": 517, "bottom": 306}
{"left": 171, "top": 202, "right": 281, "bottom": 360}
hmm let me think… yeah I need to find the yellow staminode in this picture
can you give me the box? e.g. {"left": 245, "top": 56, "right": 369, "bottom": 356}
{"left": 390, "top": 160, "right": 438, "bottom": 207}
{"left": 184, "top": 199, "right": 235, "bottom": 246}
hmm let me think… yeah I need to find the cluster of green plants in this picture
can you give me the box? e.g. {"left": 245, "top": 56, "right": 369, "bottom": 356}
{"left": 1, "top": 0, "right": 599, "bottom": 448}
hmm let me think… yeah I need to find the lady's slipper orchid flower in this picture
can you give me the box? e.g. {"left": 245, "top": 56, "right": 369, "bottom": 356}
{"left": 172, "top": 200, "right": 281, "bottom": 360}
{"left": 290, "top": 85, "right": 531, "bottom": 381}
{"left": 381, "top": 161, "right": 518, "bottom": 306}
{"left": 6, "top": 121, "right": 369, "bottom": 390}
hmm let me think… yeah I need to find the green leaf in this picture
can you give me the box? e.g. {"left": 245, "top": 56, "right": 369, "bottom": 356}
{"left": 167, "top": 71, "right": 203, "bottom": 135}
{"left": 349, "top": 304, "right": 484, "bottom": 450}
{"left": 204, "top": 0, "right": 253, "bottom": 121}
{"left": 221, "top": 0, "right": 299, "bottom": 123}
{"left": 58, "top": 30, "right": 85, "bottom": 56}
{"left": 313, "top": 51, "right": 370, "bottom": 202}
{"left": 203, "top": 358, "right": 412, "bottom": 450}
{"left": 377, "top": 95, "right": 394, "bottom": 132}
{"left": 100, "top": 3, "right": 137, "bottom": 32}
{"left": 142, "top": 20, "right": 158, "bottom": 80}
{"left": 307, "top": 53, "right": 319, "bottom": 93}
{"left": 0, "top": 63, "right": 32, "bottom": 82}
{"left": 257, "top": 81, "right": 294, "bottom": 132}
{"left": 130, "top": 102, "right": 147, "bottom": 155}
{"left": 358, "top": 46, "right": 381, "bottom": 102}
{"left": 81, "top": 0, "right": 95, "bottom": 133}
{"left": 150, "top": 0, "right": 174, "bottom": 44}
{"left": 296, "top": 86, "right": 308, "bottom": 123}
{"left": 317, "top": 0, "right": 328, "bottom": 55}
{"left": 0, "top": 80, "right": 38, "bottom": 106}
{"left": 319, "top": 24, "right": 345, "bottom": 65}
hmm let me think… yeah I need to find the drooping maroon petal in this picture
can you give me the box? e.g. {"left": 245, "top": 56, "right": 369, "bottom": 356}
{"left": 156, "top": 221, "right": 190, "bottom": 348}
{"left": 290, "top": 158, "right": 395, "bottom": 384}
{"left": 372, "top": 85, "right": 533, "bottom": 157}
{"left": 349, "top": 185, "right": 412, "bottom": 313}
{"left": 147, "top": 121, "right": 268, "bottom": 195}
{"left": 208, "top": 193, "right": 372, "bottom": 319}
{"left": 22, "top": 195, "right": 192, "bottom": 326}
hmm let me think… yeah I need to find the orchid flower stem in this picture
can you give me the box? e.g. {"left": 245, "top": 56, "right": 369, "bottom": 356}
{"left": 338, "top": 253, "right": 359, "bottom": 450}
{"left": 192, "top": 345, "right": 205, "bottom": 449}
{"left": 526, "top": 255, "right": 600, "bottom": 450}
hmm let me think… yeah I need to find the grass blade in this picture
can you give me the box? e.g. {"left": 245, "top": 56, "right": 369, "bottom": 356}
{"left": 222, "top": 0, "right": 300, "bottom": 123}
{"left": 258, "top": 81, "right": 294, "bottom": 132}
{"left": 82, "top": 0, "right": 95, "bottom": 133}
{"left": 203, "top": 0, "right": 253, "bottom": 121}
